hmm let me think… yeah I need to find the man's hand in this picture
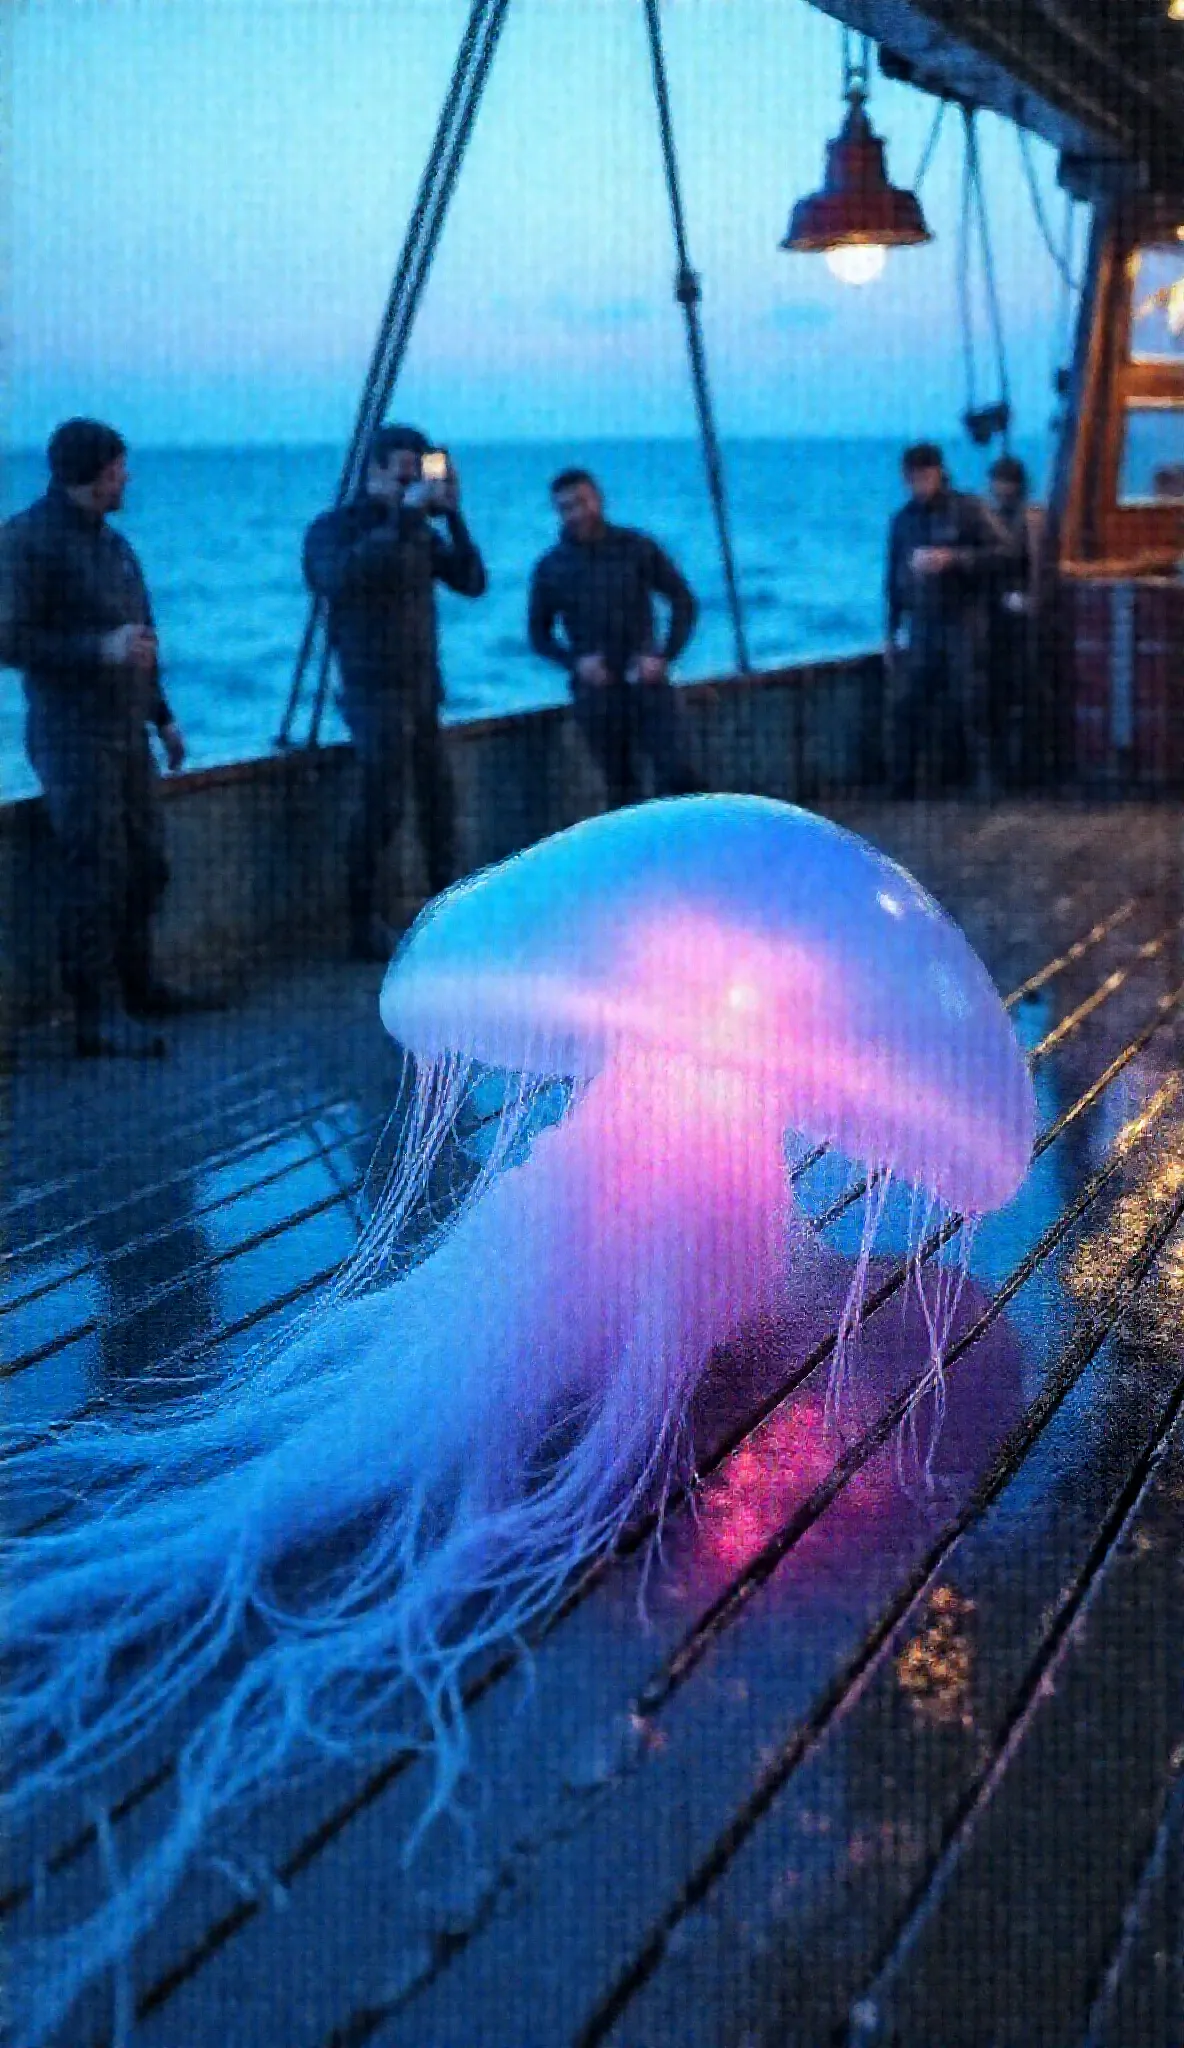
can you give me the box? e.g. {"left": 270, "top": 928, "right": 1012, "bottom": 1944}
{"left": 627, "top": 654, "right": 668, "bottom": 685}
{"left": 159, "top": 722, "right": 186, "bottom": 773}
{"left": 100, "top": 623, "right": 158, "bottom": 669}
{"left": 911, "top": 546, "right": 956, "bottom": 576}
{"left": 402, "top": 477, "right": 454, "bottom": 516}
{"left": 575, "top": 654, "right": 610, "bottom": 687}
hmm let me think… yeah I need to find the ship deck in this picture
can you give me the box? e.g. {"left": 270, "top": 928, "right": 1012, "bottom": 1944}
{"left": 4, "top": 798, "right": 1184, "bottom": 2048}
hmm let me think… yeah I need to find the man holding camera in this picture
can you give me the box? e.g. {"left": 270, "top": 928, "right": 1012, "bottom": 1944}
{"left": 303, "top": 424, "right": 487, "bottom": 962}
{"left": 0, "top": 418, "right": 191, "bottom": 1058}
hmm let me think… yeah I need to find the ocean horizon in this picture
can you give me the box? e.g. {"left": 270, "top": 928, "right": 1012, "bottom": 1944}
{"left": 0, "top": 433, "right": 1048, "bottom": 799}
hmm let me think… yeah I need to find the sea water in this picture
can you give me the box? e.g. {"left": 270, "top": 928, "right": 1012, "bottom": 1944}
{"left": 0, "top": 435, "right": 1045, "bottom": 799}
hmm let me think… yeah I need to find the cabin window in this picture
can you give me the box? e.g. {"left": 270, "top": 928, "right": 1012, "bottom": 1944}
{"left": 1060, "top": 210, "right": 1184, "bottom": 566}
{"left": 1118, "top": 404, "right": 1184, "bottom": 504}
{"left": 1129, "top": 246, "right": 1184, "bottom": 363}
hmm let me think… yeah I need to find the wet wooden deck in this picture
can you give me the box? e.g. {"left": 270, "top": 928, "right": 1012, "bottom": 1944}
{"left": 4, "top": 800, "right": 1183, "bottom": 2048}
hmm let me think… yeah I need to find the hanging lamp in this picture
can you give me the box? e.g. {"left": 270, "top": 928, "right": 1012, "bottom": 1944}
{"left": 780, "top": 32, "right": 932, "bottom": 285}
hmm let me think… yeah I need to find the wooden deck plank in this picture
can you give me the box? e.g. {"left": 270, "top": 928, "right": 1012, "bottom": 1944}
{"left": 852, "top": 1393, "right": 1184, "bottom": 2047}
{"left": 1084, "top": 1751, "right": 1184, "bottom": 2048}
{"left": 93, "top": 1022, "right": 1184, "bottom": 2048}
{"left": 588, "top": 1213, "right": 1184, "bottom": 2048}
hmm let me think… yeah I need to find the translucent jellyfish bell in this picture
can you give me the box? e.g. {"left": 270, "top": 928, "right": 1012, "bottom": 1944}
{"left": 383, "top": 795, "right": 1035, "bottom": 1216}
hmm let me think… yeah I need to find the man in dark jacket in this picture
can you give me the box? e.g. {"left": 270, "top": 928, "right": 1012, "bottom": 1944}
{"left": 984, "top": 454, "right": 1051, "bottom": 785}
{"left": 884, "top": 442, "right": 1004, "bottom": 798}
{"left": 303, "top": 424, "right": 487, "bottom": 961}
{"left": 527, "top": 469, "right": 698, "bottom": 808}
{"left": 0, "top": 419, "right": 190, "bottom": 1057}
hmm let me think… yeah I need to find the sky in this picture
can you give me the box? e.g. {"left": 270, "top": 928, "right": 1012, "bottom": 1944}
{"left": 6, "top": 0, "right": 1087, "bottom": 447}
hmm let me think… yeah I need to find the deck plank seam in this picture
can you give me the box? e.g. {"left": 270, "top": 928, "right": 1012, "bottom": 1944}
{"left": 0, "top": 1094, "right": 363, "bottom": 1283}
{"left": 2, "top": 1049, "right": 300, "bottom": 1202}
{"left": 1079, "top": 1743, "right": 1184, "bottom": 2048}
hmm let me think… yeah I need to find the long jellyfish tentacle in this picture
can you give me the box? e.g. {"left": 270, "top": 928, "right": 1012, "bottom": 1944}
{"left": 2, "top": 1049, "right": 795, "bottom": 2045}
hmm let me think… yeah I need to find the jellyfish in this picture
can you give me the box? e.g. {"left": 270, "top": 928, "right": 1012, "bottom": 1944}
{"left": 2, "top": 795, "right": 1034, "bottom": 2043}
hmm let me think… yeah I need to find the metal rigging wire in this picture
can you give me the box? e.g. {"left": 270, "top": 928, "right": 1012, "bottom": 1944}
{"left": 278, "top": 0, "right": 511, "bottom": 748}
{"left": 641, "top": 0, "right": 750, "bottom": 675}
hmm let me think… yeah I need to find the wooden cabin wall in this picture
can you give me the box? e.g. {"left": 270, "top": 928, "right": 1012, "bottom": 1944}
{"left": 1057, "top": 195, "right": 1184, "bottom": 572}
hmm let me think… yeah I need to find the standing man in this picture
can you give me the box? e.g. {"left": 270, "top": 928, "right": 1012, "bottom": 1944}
{"left": 884, "top": 442, "right": 1003, "bottom": 799}
{"left": 0, "top": 418, "right": 191, "bottom": 1058}
{"left": 527, "top": 468, "right": 698, "bottom": 809}
{"left": 303, "top": 425, "right": 487, "bottom": 962}
{"left": 984, "top": 454, "right": 1049, "bottom": 785}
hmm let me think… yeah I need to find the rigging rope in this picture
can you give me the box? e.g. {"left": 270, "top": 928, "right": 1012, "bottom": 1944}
{"left": 1016, "top": 122, "right": 1085, "bottom": 295}
{"left": 957, "top": 106, "right": 1012, "bottom": 448}
{"left": 641, "top": 0, "right": 751, "bottom": 675}
{"left": 911, "top": 98, "right": 946, "bottom": 196}
{"left": 279, "top": 0, "right": 512, "bottom": 747}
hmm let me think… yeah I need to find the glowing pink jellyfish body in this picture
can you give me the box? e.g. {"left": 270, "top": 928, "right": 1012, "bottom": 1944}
{"left": 3, "top": 796, "right": 1034, "bottom": 2043}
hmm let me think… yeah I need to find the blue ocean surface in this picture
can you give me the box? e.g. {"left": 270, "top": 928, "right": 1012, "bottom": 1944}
{"left": 0, "top": 436, "right": 1044, "bottom": 800}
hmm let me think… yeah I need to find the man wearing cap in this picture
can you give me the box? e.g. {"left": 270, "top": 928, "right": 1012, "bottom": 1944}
{"left": 303, "top": 426, "right": 487, "bottom": 962}
{"left": 0, "top": 418, "right": 192, "bottom": 1057}
{"left": 884, "top": 441, "right": 1005, "bottom": 799}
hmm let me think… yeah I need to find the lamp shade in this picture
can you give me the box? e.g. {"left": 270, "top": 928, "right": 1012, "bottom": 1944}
{"left": 781, "top": 94, "right": 932, "bottom": 253}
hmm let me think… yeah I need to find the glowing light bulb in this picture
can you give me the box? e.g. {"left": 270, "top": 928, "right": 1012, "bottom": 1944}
{"left": 824, "top": 243, "right": 887, "bottom": 286}
{"left": 1170, "top": 0, "right": 1184, "bottom": 22}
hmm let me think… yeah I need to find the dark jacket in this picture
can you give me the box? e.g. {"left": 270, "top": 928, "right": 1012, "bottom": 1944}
{"left": 302, "top": 495, "right": 486, "bottom": 713}
{"left": 885, "top": 489, "right": 1004, "bottom": 644}
{"left": 0, "top": 484, "right": 174, "bottom": 740}
{"left": 986, "top": 499, "right": 1047, "bottom": 611}
{"left": 527, "top": 523, "right": 697, "bottom": 683}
